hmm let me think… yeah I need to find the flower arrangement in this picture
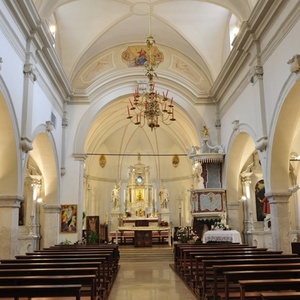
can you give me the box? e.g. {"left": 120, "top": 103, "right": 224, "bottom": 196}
{"left": 212, "top": 221, "right": 226, "bottom": 230}
{"left": 177, "top": 226, "right": 199, "bottom": 243}
{"left": 158, "top": 220, "right": 169, "bottom": 227}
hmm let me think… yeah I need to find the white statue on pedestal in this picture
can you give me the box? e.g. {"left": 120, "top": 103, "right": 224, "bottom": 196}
{"left": 159, "top": 186, "right": 169, "bottom": 209}
{"left": 194, "top": 162, "right": 204, "bottom": 189}
{"left": 111, "top": 183, "right": 121, "bottom": 210}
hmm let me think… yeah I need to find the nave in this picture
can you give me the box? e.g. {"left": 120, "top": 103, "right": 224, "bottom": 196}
{"left": 108, "top": 245, "right": 196, "bottom": 300}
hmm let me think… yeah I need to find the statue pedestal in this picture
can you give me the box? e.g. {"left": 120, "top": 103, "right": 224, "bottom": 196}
{"left": 110, "top": 211, "right": 122, "bottom": 232}
{"left": 158, "top": 209, "right": 170, "bottom": 224}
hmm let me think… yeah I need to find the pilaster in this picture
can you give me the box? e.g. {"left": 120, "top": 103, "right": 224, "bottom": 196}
{"left": 21, "top": 36, "right": 37, "bottom": 153}
{"left": 42, "top": 204, "right": 60, "bottom": 248}
{"left": 266, "top": 191, "right": 292, "bottom": 253}
{"left": 0, "top": 195, "right": 23, "bottom": 258}
{"left": 73, "top": 154, "right": 87, "bottom": 242}
{"left": 248, "top": 60, "right": 268, "bottom": 151}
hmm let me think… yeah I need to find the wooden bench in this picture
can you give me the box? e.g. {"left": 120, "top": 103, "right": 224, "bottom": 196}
{"left": 200, "top": 256, "right": 300, "bottom": 300}
{"left": 175, "top": 245, "right": 261, "bottom": 274}
{"left": 220, "top": 269, "right": 300, "bottom": 300}
{"left": 239, "top": 278, "right": 300, "bottom": 300}
{"left": 0, "top": 259, "right": 107, "bottom": 299}
{"left": 261, "top": 291, "right": 300, "bottom": 299}
{"left": 182, "top": 250, "right": 281, "bottom": 281}
{"left": 0, "top": 284, "right": 82, "bottom": 299}
{"left": 0, "top": 274, "right": 96, "bottom": 299}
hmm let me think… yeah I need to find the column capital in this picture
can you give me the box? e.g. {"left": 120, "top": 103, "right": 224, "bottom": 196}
{"left": 249, "top": 65, "right": 263, "bottom": 84}
{"left": 0, "top": 195, "right": 23, "bottom": 208}
{"left": 73, "top": 153, "right": 87, "bottom": 161}
{"left": 43, "top": 204, "right": 61, "bottom": 214}
{"left": 287, "top": 54, "right": 300, "bottom": 74}
{"left": 23, "top": 63, "right": 37, "bottom": 82}
{"left": 20, "top": 137, "right": 33, "bottom": 153}
{"left": 265, "top": 191, "right": 291, "bottom": 204}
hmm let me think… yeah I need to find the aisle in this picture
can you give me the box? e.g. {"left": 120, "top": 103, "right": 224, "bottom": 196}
{"left": 108, "top": 246, "right": 196, "bottom": 300}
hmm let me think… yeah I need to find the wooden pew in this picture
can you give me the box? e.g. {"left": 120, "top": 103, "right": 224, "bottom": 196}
{"left": 0, "top": 274, "right": 96, "bottom": 300}
{"left": 29, "top": 247, "right": 120, "bottom": 278}
{"left": 0, "top": 260, "right": 106, "bottom": 299}
{"left": 199, "top": 256, "right": 300, "bottom": 300}
{"left": 2, "top": 244, "right": 119, "bottom": 300}
{"left": 192, "top": 251, "right": 300, "bottom": 293}
{"left": 13, "top": 254, "right": 112, "bottom": 278}
{"left": 220, "top": 269, "right": 300, "bottom": 300}
{"left": 175, "top": 244, "right": 259, "bottom": 273}
{"left": 0, "top": 284, "right": 82, "bottom": 300}
{"left": 238, "top": 278, "right": 300, "bottom": 300}
{"left": 181, "top": 249, "right": 280, "bottom": 281}
{"left": 261, "top": 291, "right": 300, "bottom": 299}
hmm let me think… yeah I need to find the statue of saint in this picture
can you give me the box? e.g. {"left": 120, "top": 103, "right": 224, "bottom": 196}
{"left": 194, "top": 162, "right": 204, "bottom": 189}
{"left": 159, "top": 186, "right": 169, "bottom": 209}
{"left": 202, "top": 126, "right": 209, "bottom": 139}
{"left": 111, "top": 184, "right": 121, "bottom": 209}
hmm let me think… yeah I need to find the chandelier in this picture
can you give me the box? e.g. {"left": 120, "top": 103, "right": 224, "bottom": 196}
{"left": 126, "top": 0, "right": 176, "bottom": 131}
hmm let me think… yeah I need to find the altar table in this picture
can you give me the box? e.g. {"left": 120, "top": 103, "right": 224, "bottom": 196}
{"left": 116, "top": 226, "right": 171, "bottom": 247}
{"left": 203, "top": 230, "right": 242, "bottom": 244}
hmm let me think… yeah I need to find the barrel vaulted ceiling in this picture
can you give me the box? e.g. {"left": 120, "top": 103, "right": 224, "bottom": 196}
{"left": 31, "top": 0, "right": 257, "bottom": 168}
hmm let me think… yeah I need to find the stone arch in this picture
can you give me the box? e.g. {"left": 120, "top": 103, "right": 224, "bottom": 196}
{"left": 224, "top": 124, "right": 256, "bottom": 203}
{"left": 28, "top": 127, "right": 60, "bottom": 248}
{"left": 0, "top": 82, "right": 22, "bottom": 258}
{"left": 268, "top": 77, "right": 300, "bottom": 192}
{"left": 0, "top": 85, "right": 21, "bottom": 196}
{"left": 30, "top": 126, "right": 60, "bottom": 206}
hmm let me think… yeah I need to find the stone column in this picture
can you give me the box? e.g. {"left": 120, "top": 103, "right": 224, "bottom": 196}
{"left": 73, "top": 154, "right": 87, "bottom": 242}
{"left": 42, "top": 204, "right": 60, "bottom": 248}
{"left": 227, "top": 202, "right": 240, "bottom": 231}
{"left": 240, "top": 174, "right": 253, "bottom": 243}
{"left": 20, "top": 37, "right": 37, "bottom": 153}
{"left": 266, "top": 191, "right": 291, "bottom": 253}
{"left": 0, "top": 195, "right": 23, "bottom": 259}
{"left": 248, "top": 63, "right": 268, "bottom": 151}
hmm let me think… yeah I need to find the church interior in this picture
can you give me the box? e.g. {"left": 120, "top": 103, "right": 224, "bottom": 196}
{"left": 1, "top": 0, "right": 300, "bottom": 298}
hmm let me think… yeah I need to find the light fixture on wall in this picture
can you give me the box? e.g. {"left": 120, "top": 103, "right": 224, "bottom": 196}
{"left": 126, "top": 0, "right": 176, "bottom": 131}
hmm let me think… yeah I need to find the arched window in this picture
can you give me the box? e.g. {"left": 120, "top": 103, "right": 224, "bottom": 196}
{"left": 229, "top": 14, "right": 241, "bottom": 49}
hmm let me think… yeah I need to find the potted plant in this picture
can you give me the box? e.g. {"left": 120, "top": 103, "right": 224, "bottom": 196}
{"left": 87, "top": 231, "right": 99, "bottom": 244}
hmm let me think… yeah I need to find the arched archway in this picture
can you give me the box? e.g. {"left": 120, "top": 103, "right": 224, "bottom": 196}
{"left": 0, "top": 87, "right": 22, "bottom": 258}
{"left": 28, "top": 130, "right": 60, "bottom": 248}
{"left": 267, "top": 77, "right": 300, "bottom": 251}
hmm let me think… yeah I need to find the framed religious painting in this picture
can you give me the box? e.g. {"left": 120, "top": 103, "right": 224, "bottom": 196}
{"left": 60, "top": 204, "right": 77, "bottom": 233}
{"left": 86, "top": 216, "right": 100, "bottom": 244}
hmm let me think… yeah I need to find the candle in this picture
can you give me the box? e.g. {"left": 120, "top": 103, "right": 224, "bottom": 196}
{"left": 127, "top": 106, "right": 130, "bottom": 116}
{"left": 129, "top": 99, "right": 133, "bottom": 106}
{"left": 170, "top": 97, "right": 173, "bottom": 105}
{"left": 166, "top": 90, "right": 169, "bottom": 97}
{"left": 172, "top": 108, "right": 174, "bottom": 118}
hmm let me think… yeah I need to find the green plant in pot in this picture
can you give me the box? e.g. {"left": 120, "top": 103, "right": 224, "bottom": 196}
{"left": 88, "top": 231, "right": 99, "bottom": 244}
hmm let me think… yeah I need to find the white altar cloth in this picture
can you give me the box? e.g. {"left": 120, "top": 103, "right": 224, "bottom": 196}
{"left": 116, "top": 226, "right": 171, "bottom": 246}
{"left": 203, "top": 230, "right": 242, "bottom": 244}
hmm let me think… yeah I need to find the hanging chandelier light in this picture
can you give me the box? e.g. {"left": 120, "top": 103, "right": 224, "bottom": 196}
{"left": 126, "top": 0, "right": 176, "bottom": 131}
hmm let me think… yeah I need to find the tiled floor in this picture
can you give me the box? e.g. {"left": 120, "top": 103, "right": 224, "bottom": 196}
{"left": 108, "top": 261, "right": 197, "bottom": 300}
